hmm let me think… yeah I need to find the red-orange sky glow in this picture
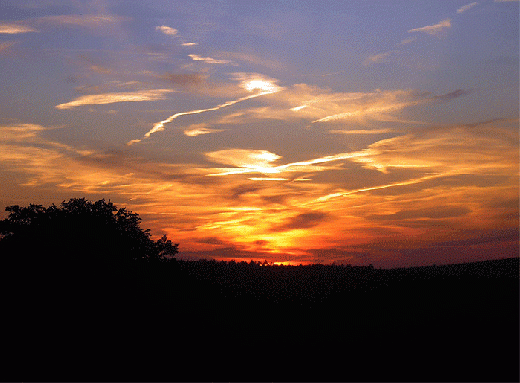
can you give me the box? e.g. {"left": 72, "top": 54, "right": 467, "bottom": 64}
{"left": 0, "top": 1, "right": 518, "bottom": 267}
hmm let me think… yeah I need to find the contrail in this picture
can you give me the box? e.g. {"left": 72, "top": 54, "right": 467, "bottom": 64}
{"left": 127, "top": 89, "right": 276, "bottom": 146}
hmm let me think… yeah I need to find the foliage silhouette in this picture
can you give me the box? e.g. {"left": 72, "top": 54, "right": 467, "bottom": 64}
{"left": 0, "top": 197, "right": 178, "bottom": 272}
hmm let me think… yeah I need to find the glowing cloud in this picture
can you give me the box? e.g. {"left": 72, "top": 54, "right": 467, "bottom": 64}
{"left": 457, "top": 2, "right": 478, "bottom": 13}
{"left": 156, "top": 25, "right": 178, "bottom": 36}
{"left": 249, "top": 177, "right": 288, "bottom": 181}
{"left": 351, "top": 125, "right": 518, "bottom": 175}
{"left": 207, "top": 149, "right": 367, "bottom": 176}
{"left": 55, "top": 89, "right": 174, "bottom": 109}
{"left": 206, "top": 149, "right": 282, "bottom": 170}
{"left": 128, "top": 74, "right": 282, "bottom": 144}
{"left": 0, "top": 24, "right": 38, "bottom": 34}
{"left": 242, "top": 79, "right": 280, "bottom": 92}
{"left": 234, "top": 73, "right": 283, "bottom": 93}
{"left": 0, "top": 124, "right": 49, "bottom": 141}
{"left": 330, "top": 129, "right": 394, "bottom": 135}
{"left": 282, "top": 86, "right": 466, "bottom": 125}
{"left": 188, "top": 54, "right": 231, "bottom": 64}
{"left": 184, "top": 124, "right": 224, "bottom": 137}
{"left": 408, "top": 19, "right": 451, "bottom": 35}
{"left": 313, "top": 103, "right": 413, "bottom": 123}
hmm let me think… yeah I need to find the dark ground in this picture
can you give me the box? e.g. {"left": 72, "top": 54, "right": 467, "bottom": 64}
{"left": 2, "top": 256, "right": 518, "bottom": 382}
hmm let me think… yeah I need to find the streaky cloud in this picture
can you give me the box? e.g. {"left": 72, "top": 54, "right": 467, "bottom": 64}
{"left": 55, "top": 89, "right": 174, "bottom": 109}
{"left": 37, "top": 14, "right": 127, "bottom": 28}
{"left": 0, "top": 24, "right": 38, "bottom": 34}
{"left": 206, "top": 149, "right": 282, "bottom": 169}
{"left": 128, "top": 76, "right": 282, "bottom": 145}
{"left": 189, "top": 54, "right": 232, "bottom": 64}
{"left": 249, "top": 177, "right": 289, "bottom": 181}
{"left": 184, "top": 124, "right": 224, "bottom": 137}
{"left": 207, "top": 148, "right": 367, "bottom": 177}
{"left": 457, "top": 2, "right": 478, "bottom": 13}
{"left": 408, "top": 19, "right": 451, "bottom": 35}
{"left": 329, "top": 129, "right": 394, "bottom": 135}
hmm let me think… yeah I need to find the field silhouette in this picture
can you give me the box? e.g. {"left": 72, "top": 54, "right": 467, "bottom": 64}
{"left": 1, "top": 198, "right": 518, "bottom": 382}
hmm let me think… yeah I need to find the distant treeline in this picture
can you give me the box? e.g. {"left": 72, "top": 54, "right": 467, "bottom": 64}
{"left": 171, "top": 256, "right": 518, "bottom": 306}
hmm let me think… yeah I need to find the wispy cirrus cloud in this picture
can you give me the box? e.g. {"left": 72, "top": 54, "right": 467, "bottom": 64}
{"left": 350, "top": 125, "right": 518, "bottom": 176}
{"left": 0, "top": 123, "right": 50, "bottom": 142}
{"left": 184, "top": 124, "right": 224, "bottom": 137}
{"left": 329, "top": 129, "right": 394, "bottom": 135}
{"left": 457, "top": 2, "right": 478, "bottom": 13}
{"left": 188, "top": 54, "right": 232, "bottom": 64}
{"left": 367, "top": 206, "right": 471, "bottom": 221}
{"left": 284, "top": 84, "right": 471, "bottom": 124}
{"left": 206, "top": 148, "right": 366, "bottom": 177}
{"left": 128, "top": 74, "right": 282, "bottom": 145}
{"left": 206, "top": 149, "right": 282, "bottom": 170}
{"left": 37, "top": 14, "right": 127, "bottom": 28}
{"left": 0, "top": 24, "right": 38, "bottom": 34}
{"left": 55, "top": 89, "right": 174, "bottom": 109}
{"left": 408, "top": 18, "right": 451, "bottom": 36}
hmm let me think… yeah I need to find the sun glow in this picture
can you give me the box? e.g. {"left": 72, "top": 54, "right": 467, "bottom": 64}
{"left": 242, "top": 79, "right": 280, "bottom": 93}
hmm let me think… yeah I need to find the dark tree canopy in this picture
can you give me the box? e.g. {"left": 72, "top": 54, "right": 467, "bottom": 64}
{"left": 0, "top": 197, "right": 178, "bottom": 268}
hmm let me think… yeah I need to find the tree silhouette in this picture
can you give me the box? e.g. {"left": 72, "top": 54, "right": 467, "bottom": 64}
{"left": 0, "top": 197, "right": 178, "bottom": 270}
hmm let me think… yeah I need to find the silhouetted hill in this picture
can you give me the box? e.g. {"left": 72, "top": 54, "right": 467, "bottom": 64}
{"left": 2, "top": 251, "right": 518, "bottom": 382}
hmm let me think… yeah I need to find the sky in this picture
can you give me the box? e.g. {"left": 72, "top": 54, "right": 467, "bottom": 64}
{"left": 0, "top": 0, "right": 518, "bottom": 267}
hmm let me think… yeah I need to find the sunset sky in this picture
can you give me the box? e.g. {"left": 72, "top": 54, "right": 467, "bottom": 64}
{"left": 1, "top": 0, "right": 518, "bottom": 267}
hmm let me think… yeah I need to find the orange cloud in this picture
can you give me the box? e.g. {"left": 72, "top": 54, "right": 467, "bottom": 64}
{"left": 457, "top": 2, "right": 478, "bottom": 13}
{"left": 156, "top": 25, "right": 178, "bottom": 36}
{"left": 330, "top": 129, "right": 394, "bottom": 135}
{"left": 184, "top": 124, "right": 224, "bottom": 137}
{"left": 0, "top": 24, "right": 38, "bottom": 34}
{"left": 1, "top": 120, "right": 517, "bottom": 265}
{"left": 408, "top": 19, "right": 451, "bottom": 36}
{"left": 188, "top": 54, "right": 232, "bottom": 64}
{"left": 55, "top": 89, "right": 174, "bottom": 109}
{"left": 206, "top": 149, "right": 282, "bottom": 170}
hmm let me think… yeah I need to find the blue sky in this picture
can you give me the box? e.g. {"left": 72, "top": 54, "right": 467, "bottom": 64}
{"left": 0, "top": 0, "right": 518, "bottom": 266}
